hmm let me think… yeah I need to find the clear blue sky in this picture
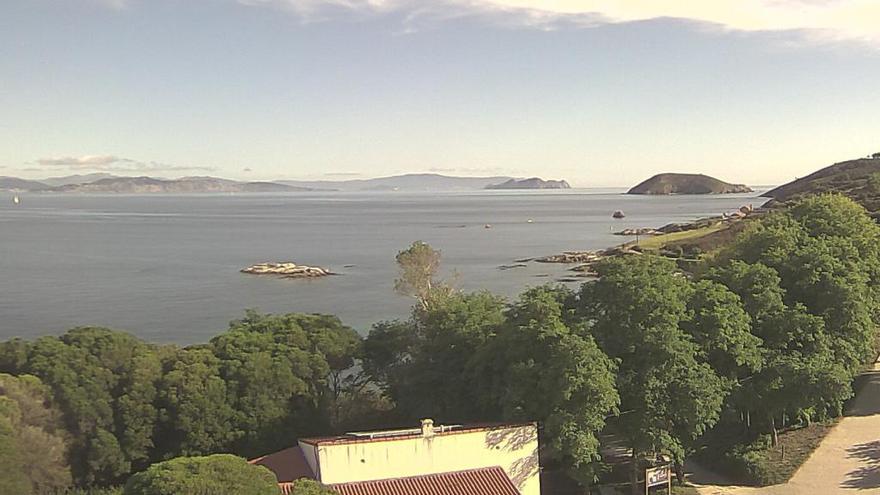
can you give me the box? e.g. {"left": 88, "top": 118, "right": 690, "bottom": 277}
{"left": 2, "top": 0, "right": 879, "bottom": 186}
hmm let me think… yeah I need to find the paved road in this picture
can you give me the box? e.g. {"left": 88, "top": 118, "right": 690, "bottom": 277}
{"left": 695, "top": 362, "right": 880, "bottom": 495}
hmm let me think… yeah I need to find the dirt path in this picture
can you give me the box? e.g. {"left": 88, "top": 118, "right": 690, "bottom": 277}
{"left": 695, "top": 362, "right": 880, "bottom": 495}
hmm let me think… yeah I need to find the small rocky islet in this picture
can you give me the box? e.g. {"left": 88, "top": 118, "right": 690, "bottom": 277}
{"left": 241, "top": 262, "right": 334, "bottom": 278}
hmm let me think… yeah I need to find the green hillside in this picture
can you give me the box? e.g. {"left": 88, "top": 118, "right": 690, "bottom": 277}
{"left": 762, "top": 156, "right": 880, "bottom": 216}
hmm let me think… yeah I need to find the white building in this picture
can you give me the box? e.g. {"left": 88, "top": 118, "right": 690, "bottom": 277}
{"left": 250, "top": 419, "right": 541, "bottom": 495}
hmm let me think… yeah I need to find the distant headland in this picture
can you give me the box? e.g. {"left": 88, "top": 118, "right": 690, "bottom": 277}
{"left": 0, "top": 173, "right": 574, "bottom": 194}
{"left": 627, "top": 173, "right": 753, "bottom": 195}
{"left": 485, "top": 177, "right": 571, "bottom": 190}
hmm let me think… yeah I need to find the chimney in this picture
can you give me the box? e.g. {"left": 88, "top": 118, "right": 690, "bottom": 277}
{"left": 421, "top": 418, "right": 435, "bottom": 438}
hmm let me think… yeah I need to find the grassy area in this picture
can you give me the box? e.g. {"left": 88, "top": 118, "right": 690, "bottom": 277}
{"left": 697, "top": 421, "right": 836, "bottom": 486}
{"left": 636, "top": 223, "right": 727, "bottom": 251}
{"left": 671, "top": 485, "right": 701, "bottom": 495}
{"left": 756, "top": 422, "right": 837, "bottom": 485}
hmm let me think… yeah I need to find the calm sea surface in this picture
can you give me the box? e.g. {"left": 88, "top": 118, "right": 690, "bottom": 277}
{"left": 0, "top": 189, "right": 765, "bottom": 344}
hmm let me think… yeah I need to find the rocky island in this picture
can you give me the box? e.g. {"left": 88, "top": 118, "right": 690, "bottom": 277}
{"left": 627, "top": 173, "right": 752, "bottom": 195}
{"left": 241, "top": 262, "right": 334, "bottom": 278}
{"left": 485, "top": 177, "right": 571, "bottom": 190}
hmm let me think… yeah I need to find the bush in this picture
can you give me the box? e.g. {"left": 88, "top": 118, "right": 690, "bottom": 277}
{"left": 723, "top": 439, "right": 780, "bottom": 486}
{"left": 123, "top": 454, "right": 278, "bottom": 495}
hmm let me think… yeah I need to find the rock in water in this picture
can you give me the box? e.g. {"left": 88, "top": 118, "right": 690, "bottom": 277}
{"left": 241, "top": 262, "right": 333, "bottom": 278}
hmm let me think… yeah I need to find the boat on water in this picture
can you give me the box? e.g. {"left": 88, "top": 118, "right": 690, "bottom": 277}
{"left": 612, "top": 210, "right": 625, "bottom": 219}
{"left": 12, "top": 195, "right": 20, "bottom": 205}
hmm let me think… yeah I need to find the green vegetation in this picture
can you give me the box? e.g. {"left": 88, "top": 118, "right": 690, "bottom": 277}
{"left": 636, "top": 223, "right": 727, "bottom": 251}
{"left": 763, "top": 157, "right": 880, "bottom": 216}
{"left": 123, "top": 454, "right": 278, "bottom": 495}
{"left": 0, "top": 373, "right": 73, "bottom": 494}
{"left": 0, "top": 312, "right": 364, "bottom": 491}
{"left": 699, "top": 422, "right": 835, "bottom": 486}
{"left": 1, "top": 194, "right": 877, "bottom": 493}
{"left": 285, "top": 479, "right": 339, "bottom": 494}
{"left": 670, "top": 485, "right": 701, "bottom": 495}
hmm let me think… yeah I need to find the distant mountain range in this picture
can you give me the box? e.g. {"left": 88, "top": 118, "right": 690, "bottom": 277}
{"left": 51, "top": 176, "right": 312, "bottom": 194}
{"left": 41, "top": 173, "right": 117, "bottom": 187}
{"left": 277, "top": 173, "right": 514, "bottom": 191}
{"left": 0, "top": 172, "right": 572, "bottom": 193}
{"left": 0, "top": 175, "right": 310, "bottom": 194}
{"left": 0, "top": 177, "right": 53, "bottom": 191}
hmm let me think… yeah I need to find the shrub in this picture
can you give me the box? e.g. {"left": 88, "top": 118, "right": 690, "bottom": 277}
{"left": 123, "top": 454, "right": 278, "bottom": 495}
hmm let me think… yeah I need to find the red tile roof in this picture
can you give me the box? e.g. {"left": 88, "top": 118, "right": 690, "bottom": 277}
{"left": 328, "top": 467, "right": 521, "bottom": 495}
{"left": 248, "top": 446, "right": 315, "bottom": 483}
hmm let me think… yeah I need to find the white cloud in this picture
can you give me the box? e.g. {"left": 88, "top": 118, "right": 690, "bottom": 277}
{"left": 35, "top": 155, "right": 216, "bottom": 173}
{"left": 237, "top": 0, "right": 880, "bottom": 43}
{"left": 38, "top": 155, "right": 121, "bottom": 167}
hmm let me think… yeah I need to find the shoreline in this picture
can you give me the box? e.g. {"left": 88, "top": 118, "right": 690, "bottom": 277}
{"left": 516, "top": 203, "right": 765, "bottom": 279}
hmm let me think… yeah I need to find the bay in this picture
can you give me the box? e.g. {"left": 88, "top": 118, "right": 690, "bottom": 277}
{"left": 0, "top": 189, "right": 764, "bottom": 344}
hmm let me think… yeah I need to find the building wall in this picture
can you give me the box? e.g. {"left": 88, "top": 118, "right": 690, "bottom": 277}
{"left": 312, "top": 424, "right": 540, "bottom": 495}
{"left": 299, "top": 441, "right": 319, "bottom": 479}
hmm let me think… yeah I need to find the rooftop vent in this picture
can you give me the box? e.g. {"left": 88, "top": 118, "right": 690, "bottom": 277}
{"left": 342, "top": 420, "right": 463, "bottom": 440}
{"left": 421, "top": 418, "right": 435, "bottom": 438}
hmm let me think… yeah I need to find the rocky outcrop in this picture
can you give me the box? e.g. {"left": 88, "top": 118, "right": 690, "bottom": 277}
{"left": 241, "top": 262, "right": 333, "bottom": 278}
{"left": 535, "top": 251, "right": 602, "bottom": 264}
{"left": 614, "top": 228, "right": 661, "bottom": 236}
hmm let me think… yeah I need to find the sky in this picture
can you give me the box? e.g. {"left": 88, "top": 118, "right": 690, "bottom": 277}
{"left": 2, "top": 1, "right": 880, "bottom": 187}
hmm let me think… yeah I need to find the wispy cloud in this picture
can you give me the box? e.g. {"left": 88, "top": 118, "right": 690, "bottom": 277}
{"left": 90, "top": 0, "right": 128, "bottom": 9}
{"left": 34, "top": 155, "right": 216, "bottom": 173}
{"left": 236, "top": 0, "right": 880, "bottom": 44}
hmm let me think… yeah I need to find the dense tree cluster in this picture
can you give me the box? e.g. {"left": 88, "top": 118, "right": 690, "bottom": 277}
{"left": 0, "top": 373, "right": 72, "bottom": 494}
{"left": 0, "top": 312, "right": 364, "bottom": 491}
{"left": 360, "top": 195, "right": 880, "bottom": 490}
{"left": 1, "top": 194, "right": 877, "bottom": 493}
